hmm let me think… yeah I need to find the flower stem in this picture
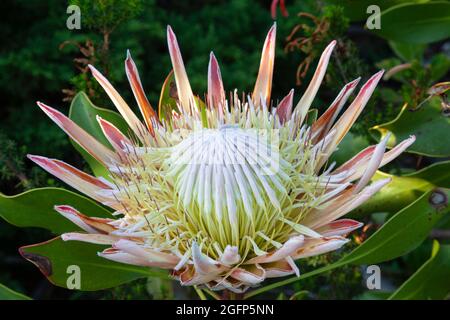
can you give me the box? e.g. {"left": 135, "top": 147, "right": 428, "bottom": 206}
{"left": 194, "top": 286, "right": 207, "bottom": 300}
{"left": 203, "top": 288, "right": 221, "bottom": 300}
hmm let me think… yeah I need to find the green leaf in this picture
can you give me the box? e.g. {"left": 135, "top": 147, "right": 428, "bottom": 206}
{"left": 69, "top": 92, "right": 130, "bottom": 177}
{"left": 373, "top": 2, "right": 450, "bottom": 44}
{"left": 324, "top": 0, "right": 430, "bottom": 21}
{"left": 355, "top": 290, "right": 392, "bottom": 300}
{"left": 20, "top": 237, "right": 168, "bottom": 291}
{"left": 352, "top": 161, "right": 450, "bottom": 217}
{"left": 158, "top": 70, "right": 179, "bottom": 123}
{"left": 342, "top": 188, "right": 449, "bottom": 265}
{"left": 371, "top": 97, "right": 450, "bottom": 157}
{"left": 389, "top": 241, "right": 450, "bottom": 300}
{"left": 245, "top": 188, "right": 449, "bottom": 299}
{"left": 0, "top": 283, "right": 31, "bottom": 300}
{"left": 0, "top": 187, "right": 111, "bottom": 234}
{"left": 388, "top": 41, "right": 426, "bottom": 62}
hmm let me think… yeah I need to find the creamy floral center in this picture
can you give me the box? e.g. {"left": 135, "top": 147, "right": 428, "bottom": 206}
{"left": 164, "top": 125, "right": 292, "bottom": 253}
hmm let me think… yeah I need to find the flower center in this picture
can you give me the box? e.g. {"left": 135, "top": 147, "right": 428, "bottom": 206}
{"left": 166, "top": 125, "right": 291, "bottom": 255}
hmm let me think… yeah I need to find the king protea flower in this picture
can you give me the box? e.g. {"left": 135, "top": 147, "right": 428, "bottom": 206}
{"left": 28, "top": 24, "right": 415, "bottom": 294}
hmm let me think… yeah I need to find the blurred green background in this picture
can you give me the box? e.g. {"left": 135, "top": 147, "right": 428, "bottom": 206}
{"left": 0, "top": 0, "right": 449, "bottom": 299}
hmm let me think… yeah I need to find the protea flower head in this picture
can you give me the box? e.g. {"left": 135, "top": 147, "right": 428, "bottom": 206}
{"left": 28, "top": 24, "right": 415, "bottom": 293}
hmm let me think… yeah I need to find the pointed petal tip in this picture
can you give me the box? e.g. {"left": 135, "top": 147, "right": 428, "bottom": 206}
{"left": 324, "top": 40, "right": 337, "bottom": 52}
{"left": 61, "top": 234, "right": 69, "bottom": 241}
{"left": 348, "top": 77, "right": 361, "bottom": 88}
{"left": 209, "top": 51, "right": 218, "bottom": 64}
{"left": 167, "top": 25, "right": 176, "bottom": 40}
{"left": 36, "top": 101, "right": 49, "bottom": 110}
{"left": 53, "top": 204, "right": 78, "bottom": 215}
{"left": 373, "top": 69, "right": 385, "bottom": 81}
{"left": 269, "top": 22, "right": 277, "bottom": 32}
{"left": 26, "top": 154, "right": 42, "bottom": 162}
{"left": 374, "top": 177, "right": 392, "bottom": 188}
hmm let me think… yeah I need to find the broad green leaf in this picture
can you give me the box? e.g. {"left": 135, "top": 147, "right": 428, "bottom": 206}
{"left": 342, "top": 188, "right": 449, "bottom": 265}
{"left": 355, "top": 290, "right": 392, "bottom": 300}
{"left": 69, "top": 92, "right": 130, "bottom": 177}
{"left": 245, "top": 188, "right": 449, "bottom": 299}
{"left": 371, "top": 97, "right": 450, "bottom": 157}
{"left": 352, "top": 161, "right": 450, "bottom": 217}
{"left": 388, "top": 41, "right": 426, "bottom": 62}
{"left": 324, "top": 0, "right": 430, "bottom": 21}
{"left": 389, "top": 241, "right": 450, "bottom": 300}
{"left": 0, "top": 187, "right": 111, "bottom": 234}
{"left": 373, "top": 2, "right": 450, "bottom": 44}
{"left": 20, "top": 237, "right": 168, "bottom": 291}
{"left": 158, "top": 70, "right": 179, "bottom": 122}
{"left": 330, "top": 132, "right": 371, "bottom": 167}
{"left": 0, "top": 283, "right": 31, "bottom": 300}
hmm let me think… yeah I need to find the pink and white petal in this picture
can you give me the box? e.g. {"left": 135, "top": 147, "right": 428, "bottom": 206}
{"left": 230, "top": 264, "right": 266, "bottom": 285}
{"left": 62, "top": 232, "right": 117, "bottom": 245}
{"left": 125, "top": 50, "right": 158, "bottom": 133}
{"left": 245, "top": 235, "right": 304, "bottom": 264}
{"left": 177, "top": 265, "right": 226, "bottom": 286}
{"left": 99, "top": 248, "right": 165, "bottom": 268}
{"left": 167, "top": 26, "right": 196, "bottom": 114}
{"left": 211, "top": 278, "right": 248, "bottom": 293}
{"left": 96, "top": 116, "right": 131, "bottom": 156}
{"left": 285, "top": 256, "right": 300, "bottom": 277}
{"left": 276, "top": 89, "right": 294, "bottom": 124}
{"left": 316, "top": 71, "right": 384, "bottom": 169}
{"left": 220, "top": 245, "right": 241, "bottom": 266}
{"left": 316, "top": 219, "right": 363, "bottom": 237}
{"left": 191, "top": 241, "right": 224, "bottom": 274}
{"left": 53, "top": 205, "right": 99, "bottom": 233}
{"left": 37, "top": 102, "right": 119, "bottom": 164}
{"left": 88, "top": 65, "right": 146, "bottom": 140}
{"left": 207, "top": 52, "right": 226, "bottom": 113}
{"left": 312, "top": 77, "right": 360, "bottom": 141}
{"left": 113, "top": 239, "right": 179, "bottom": 268}
{"left": 293, "top": 236, "right": 349, "bottom": 259}
{"left": 252, "top": 23, "right": 276, "bottom": 107}
{"left": 261, "top": 259, "right": 297, "bottom": 278}
{"left": 28, "top": 155, "right": 112, "bottom": 202}
{"left": 379, "top": 135, "right": 416, "bottom": 167}
{"left": 333, "top": 135, "right": 416, "bottom": 183}
{"left": 332, "top": 145, "right": 376, "bottom": 178}
{"left": 54, "top": 205, "right": 115, "bottom": 234}
{"left": 354, "top": 133, "right": 390, "bottom": 193}
{"left": 308, "top": 178, "right": 391, "bottom": 228}
{"left": 294, "top": 40, "right": 336, "bottom": 125}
